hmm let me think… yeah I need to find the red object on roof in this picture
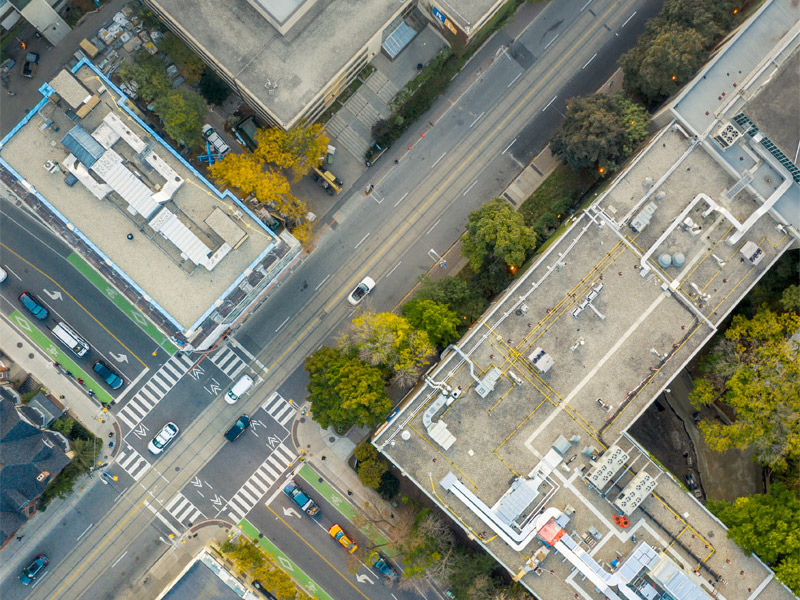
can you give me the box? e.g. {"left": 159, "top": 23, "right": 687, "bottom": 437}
{"left": 538, "top": 518, "right": 566, "bottom": 545}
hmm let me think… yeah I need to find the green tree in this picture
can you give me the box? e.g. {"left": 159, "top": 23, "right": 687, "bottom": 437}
{"left": 620, "top": 23, "right": 707, "bottom": 103}
{"left": 152, "top": 88, "right": 205, "bottom": 150}
{"left": 198, "top": 68, "right": 231, "bottom": 105}
{"left": 690, "top": 308, "right": 800, "bottom": 469}
{"left": 449, "top": 548, "right": 500, "bottom": 600}
{"left": 50, "top": 416, "right": 76, "bottom": 436}
{"left": 660, "top": 0, "right": 739, "bottom": 46}
{"left": 116, "top": 51, "right": 170, "bottom": 102}
{"left": 781, "top": 284, "right": 800, "bottom": 313}
{"left": 401, "top": 298, "right": 461, "bottom": 348}
{"left": 708, "top": 484, "right": 800, "bottom": 594}
{"left": 550, "top": 93, "right": 650, "bottom": 172}
{"left": 415, "top": 276, "right": 488, "bottom": 325}
{"left": 461, "top": 198, "right": 535, "bottom": 272}
{"left": 305, "top": 346, "right": 392, "bottom": 429}
{"left": 343, "top": 312, "right": 435, "bottom": 386}
{"left": 157, "top": 32, "right": 205, "bottom": 84}
{"left": 354, "top": 440, "right": 388, "bottom": 489}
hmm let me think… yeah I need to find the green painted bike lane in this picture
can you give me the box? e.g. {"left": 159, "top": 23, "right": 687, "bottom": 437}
{"left": 238, "top": 518, "right": 334, "bottom": 600}
{"left": 9, "top": 310, "right": 114, "bottom": 405}
{"left": 296, "top": 464, "right": 393, "bottom": 556}
{"left": 66, "top": 253, "right": 178, "bottom": 355}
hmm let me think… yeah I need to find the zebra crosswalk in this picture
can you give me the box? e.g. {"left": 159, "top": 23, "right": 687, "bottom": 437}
{"left": 165, "top": 492, "right": 205, "bottom": 528}
{"left": 225, "top": 443, "right": 295, "bottom": 523}
{"left": 262, "top": 391, "right": 296, "bottom": 428}
{"left": 209, "top": 346, "right": 248, "bottom": 380}
{"left": 116, "top": 444, "right": 151, "bottom": 481}
{"left": 117, "top": 353, "right": 195, "bottom": 430}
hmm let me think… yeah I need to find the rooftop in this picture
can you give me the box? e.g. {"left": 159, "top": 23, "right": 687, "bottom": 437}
{"left": 149, "top": 0, "right": 405, "bottom": 127}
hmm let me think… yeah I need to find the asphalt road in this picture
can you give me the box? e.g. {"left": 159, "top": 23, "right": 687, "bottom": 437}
{"left": 2, "top": 1, "right": 663, "bottom": 598}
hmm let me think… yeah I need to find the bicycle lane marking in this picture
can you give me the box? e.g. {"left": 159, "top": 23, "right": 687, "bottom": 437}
{"left": 238, "top": 518, "right": 335, "bottom": 600}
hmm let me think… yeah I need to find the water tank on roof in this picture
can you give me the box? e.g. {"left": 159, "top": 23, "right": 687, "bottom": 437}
{"left": 658, "top": 253, "right": 672, "bottom": 268}
{"left": 672, "top": 252, "right": 685, "bottom": 267}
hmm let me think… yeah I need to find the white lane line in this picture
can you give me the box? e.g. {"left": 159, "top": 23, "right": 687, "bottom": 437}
{"left": 507, "top": 73, "right": 522, "bottom": 87}
{"left": 314, "top": 274, "right": 331, "bottom": 291}
{"left": 544, "top": 33, "right": 559, "bottom": 50}
{"left": 469, "top": 111, "right": 485, "bottom": 128}
{"left": 582, "top": 53, "right": 597, "bottom": 70}
{"left": 621, "top": 11, "right": 636, "bottom": 28}
{"left": 30, "top": 571, "right": 49, "bottom": 588}
{"left": 354, "top": 232, "right": 370, "bottom": 249}
{"left": 5, "top": 266, "right": 22, "bottom": 281}
{"left": 76, "top": 523, "right": 93, "bottom": 541}
{"left": 462, "top": 180, "right": 479, "bottom": 196}
{"left": 111, "top": 551, "right": 128, "bottom": 568}
{"left": 387, "top": 261, "right": 402, "bottom": 277}
{"left": 370, "top": 193, "right": 383, "bottom": 204}
{"left": 394, "top": 192, "right": 408, "bottom": 207}
{"left": 542, "top": 96, "right": 557, "bottom": 112}
{"left": 580, "top": 0, "right": 592, "bottom": 11}
{"left": 426, "top": 219, "right": 441, "bottom": 235}
{"left": 196, "top": 490, "right": 204, "bottom": 498}
{"left": 502, "top": 138, "right": 517, "bottom": 154}
{"left": 275, "top": 317, "right": 290, "bottom": 333}
{"left": 431, "top": 152, "right": 447, "bottom": 169}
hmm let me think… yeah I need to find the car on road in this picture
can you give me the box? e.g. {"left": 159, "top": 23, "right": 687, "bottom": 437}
{"left": 347, "top": 277, "right": 375, "bottom": 305}
{"left": 371, "top": 552, "right": 399, "bottom": 580}
{"left": 20, "top": 554, "right": 48, "bottom": 585}
{"left": 93, "top": 360, "right": 123, "bottom": 389}
{"left": 225, "top": 415, "right": 251, "bottom": 442}
{"left": 252, "top": 580, "right": 278, "bottom": 599}
{"left": 0, "top": 266, "right": 7, "bottom": 282}
{"left": 329, "top": 524, "right": 357, "bottom": 553}
{"left": 225, "top": 374, "right": 254, "bottom": 404}
{"left": 18, "top": 292, "right": 48, "bottom": 320}
{"left": 283, "top": 480, "right": 320, "bottom": 516}
{"left": 148, "top": 422, "right": 179, "bottom": 454}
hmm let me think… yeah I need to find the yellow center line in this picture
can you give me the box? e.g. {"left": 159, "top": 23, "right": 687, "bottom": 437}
{"left": 1, "top": 242, "right": 148, "bottom": 368}
{"left": 264, "top": 505, "right": 372, "bottom": 600}
{"left": 49, "top": 499, "right": 145, "bottom": 600}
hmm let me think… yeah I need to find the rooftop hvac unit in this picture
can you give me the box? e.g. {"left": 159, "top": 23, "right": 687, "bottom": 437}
{"left": 740, "top": 241, "right": 764, "bottom": 266}
{"left": 528, "top": 348, "right": 554, "bottom": 373}
{"left": 713, "top": 122, "right": 741, "bottom": 149}
{"left": 475, "top": 367, "right": 502, "bottom": 398}
{"left": 43, "top": 160, "right": 59, "bottom": 173}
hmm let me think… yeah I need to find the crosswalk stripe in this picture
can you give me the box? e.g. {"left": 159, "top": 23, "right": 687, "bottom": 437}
{"left": 117, "top": 411, "right": 136, "bottom": 429}
{"left": 245, "top": 478, "right": 269, "bottom": 496}
{"left": 237, "top": 487, "right": 259, "bottom": 505}
{"left": 258, "top": 462, "right": 281, "bottom": 482}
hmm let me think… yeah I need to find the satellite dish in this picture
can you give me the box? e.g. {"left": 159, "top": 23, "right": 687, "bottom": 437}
{"left": 401, "top": 430, "right": 411, "bottom": 441}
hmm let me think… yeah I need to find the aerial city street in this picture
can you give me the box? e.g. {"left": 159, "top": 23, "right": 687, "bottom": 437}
{"left": 0, "top": 1, "right": 798, "bottom": 600}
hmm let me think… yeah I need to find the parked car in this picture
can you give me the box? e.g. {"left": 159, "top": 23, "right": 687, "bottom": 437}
{"left": 20, "top": 52, "right": 39, "bottom": 79}
{"left": 372, "top": 552, "right": 399, "bottom": 580}
{"left": 225, "top": 415, "right": 251, "bottom": 442}
{"left": 252, "top": 580, "right": 278, "bottom": 600}
{"left": 0, "top": 266, "right": 7, "bottom": 282}
{"left": 148, "top": 422, "right": 179, "bottom": 454}
{"left": 225, "top": 374, "right": 254, "bottom": 404}
{"left": 18, "top": 292, "right": 48, "bottom": 320}
{"left": 93, "top": 360, "right": 124, "bottom": 390}
{"left": 202, "top": 124, "right": 231, "bottom": 155}
{"left": 329, "top": 524, "right": 357, "bottom": 553}
{"left": 0, "top": 57, "right": 15, "bottom": 74}
{"left": 685, "top": 472, "right": 698, "bottom": 490}
{"left": 20, "top": 554, "right": 48, "bottom": 585}
{"left": 283, "top": 481, "right": 320, "bottom": 516}
{"left": 347, "top": 277, "right": 375, "bottom": 305}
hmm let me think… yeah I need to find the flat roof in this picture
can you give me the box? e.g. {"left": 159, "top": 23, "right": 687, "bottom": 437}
{"left": 150, "top": 0, "right": 404, "bottom": 127}
{"left": 433, "top": 0, "right": 504, "bottom": 32}
{"left": 0, "top": 62, "right": 287, "bottom": 342}
{"left": 161, "top": 551, "right": 247, "bottom": 600}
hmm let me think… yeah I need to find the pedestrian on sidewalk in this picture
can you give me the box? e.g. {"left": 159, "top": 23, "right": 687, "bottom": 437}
{"left": 7, "top": 90, "right": 15, "bottom": 96}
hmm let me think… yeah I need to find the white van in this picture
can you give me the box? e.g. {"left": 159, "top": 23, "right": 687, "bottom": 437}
{"left": 52, "top": 322, "right": 90, "bottom": 357}
{"left": 225, "top": 375, "right": 253, "bottom": 404}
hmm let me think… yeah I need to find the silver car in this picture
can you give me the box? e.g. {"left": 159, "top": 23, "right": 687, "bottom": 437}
{"left": 148, "top": 422, "right": 179, "bottom": 454}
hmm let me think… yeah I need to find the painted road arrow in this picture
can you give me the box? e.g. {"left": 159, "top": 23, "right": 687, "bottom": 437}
{"left": 282, "top": 507, "right": 301, "bottom": 519}
{"left": 356, "top": 574, "right": 374, "bottom": 584}
{"left": 109, "top": 352, "right": 128, "bottom": 364}
{"left": 42, "top": 289, "right": 63, "bottom": 301}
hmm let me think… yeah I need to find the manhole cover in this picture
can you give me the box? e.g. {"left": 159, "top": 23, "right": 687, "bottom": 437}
{"left": 28, "top": 353, "right": 34, "bottom": 359}
{"left": 17, "top": 342, "right": 23, "bottom": 348}
{"left": 328, "top": 437, "right": 336, "bottom": 443}
{"left": 299, "top": 417, "right": 306, "bottom": 423}
{"left": 456, "top": 119, "right": 464, "bottom": 126}
{"left": 175, "top": 466, "right": 180, "bottom": 471}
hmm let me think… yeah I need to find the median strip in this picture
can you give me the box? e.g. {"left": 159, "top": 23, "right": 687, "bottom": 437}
{"left": 238, "top": 518, "right": 334, "bottom": 600}
{"left": 66, "top": 253, "right": 177, "bottom": 355}
{"left": 9, "top": 310, "right": 113, "bottom": 405}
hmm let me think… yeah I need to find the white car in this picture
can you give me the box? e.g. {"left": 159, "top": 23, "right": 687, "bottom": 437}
{"left": 202, "top": 124, "right": 231, "bottom": 155}
{"left": 348, "top": 276, "right": 375, "bottom": 305}
{"left": 148, "top": 422, "right": 179, "bottom": 454}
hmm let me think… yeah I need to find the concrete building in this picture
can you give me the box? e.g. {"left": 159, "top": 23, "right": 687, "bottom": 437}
{"left": 141, "top": 0, "right": 507, "bottom": 131}
{"left": 373, "top": 1, "right": 800, "bottom": 599}
{"left": 0, "top": 61, "right": 302, "bottom": 351}
{"left": 0, "top": 0, "right": 70, "bottom": 45}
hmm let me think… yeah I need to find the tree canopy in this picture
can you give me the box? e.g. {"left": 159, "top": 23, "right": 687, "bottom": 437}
{"left": 254, "top": 124, "right": 329, "bottom": 182}
{"left": 708, "top": 484, "right": 800, "bottom": 594}
{"left": 690, "top": 308, "right": 800, "bottom": 469}
{"left": 199, "top": 68, "right": 231, "bottom": 106}
{"left": 550, "top": 93, "right": 650, "bottom": 172}
{"left": 461, "top": 198, "right": 535, "bottom": 272}
{"left": 117, "top": 51, "right": 170, "bottom": 102}
{"left": 415, "top": 276, "right": 488, "bottom": 326}
{"left": 305, "top": 346, "right": 391, "bottom": 429}
{"left": 157, "top": 32, "right": 205, "bottom": 84}
{"left": 401, "top": 298, "right": 461, "bottom": 348}
{"left": 152, "top": 88, "right": 205, "bottom": 150}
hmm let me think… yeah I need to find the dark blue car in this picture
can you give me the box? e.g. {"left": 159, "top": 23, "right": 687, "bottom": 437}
{"left": 20, "top": 554, "right": 48, "bottom": 585}
{"left": 18, "top": 292, "right": 48, "bottom": 320}
{"left": 93, "top": 361, "right": 123, "bottom": 390}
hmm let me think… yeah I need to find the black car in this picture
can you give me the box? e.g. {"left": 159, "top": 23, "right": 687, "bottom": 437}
{"left": 252, "top": 581, "right": 278, "bottom": 600}
{"left": 685, "top": 473, "right": 698, "bottom": 490}
{"left": 225, "top": 415, "right": 251, "bottom": 442}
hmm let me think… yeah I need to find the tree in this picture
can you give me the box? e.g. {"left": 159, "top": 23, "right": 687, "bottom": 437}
{"left": 157, "top": 32, "right": 205, "bottom": 84}
{"left": 398, "top": 511, "right": 456, "bottom": 583}
{"left": 152, "top": 88, "right": 205, "bottom": 150}
{"left": 305, "top": 346, "right": 392, "bottom": 429}
{"left": 354, "top": 440, "right": 388, "bottom": 489}
{"left": 781, "top": 284, "right": 800, "bottom": 313}
{"left": 449, "top": 548, "right": 500, "bottom": 600}
{"left": 401, "top": 298, "right": 461, "bottom": 348}
{"left": 550, "top": 93, "right": 650, "bottom": 172}
{"left": 199, "top": 68, "right": 231, "bottom": 106}
{"left": 416, "top": 276, "right": 488, "bottom": 325}
{"left": 254, "top": 124, "right": 330, "bottom": 181}
{"left": 50, "top": 416, "right": 76, "bottom": 436}
{"left": 342, "top": 312, "right": 435, "bottom": 386}
{"left": 116, "top": 51, "right": 170, "bottom": 102}
{"left": 461, "top": 198, "right": 535, "bottom": 272}
{"left": 620, "top": 23, "right": 707, "bottom": 103}
{"left": 690, "top": 308, "right": 800, "bottom": 469}
{"left": 708, "top": 484, "right": 800, "bottom": 594}
{"left": 660, "top": 0, "right": 739, "bottom": 47}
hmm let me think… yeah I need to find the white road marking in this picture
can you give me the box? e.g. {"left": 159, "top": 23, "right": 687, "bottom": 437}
{"left": 5, "top": 266, "right": 22, "bottom": 281}
{"left": 386, "top": 261, "right": 402, "bottom": 277}
{"left": 580, "top": 0, "right": 592, "bottom": 11}
{"left": 111, "top": 551, "right": 128, "bottom": 568}
{"left": 431, "top": 152, "right": 447, "bottom": 168}
{"left": 314, "top": 274, "right": 331, "bottom": 291}
{"left": 394, "top": 192, "right": 408, "bottom": 207}
{"left": 275, "top": 317, "right": 290, "bottom": 333}
{"left": 582, "top": 53, "right": 597, "bottom": 70}
{"left": 354, "top": 233, "right": 370, "bottom": 249}
{"left": 426, "top": 219, "right": 441, "bottom": 235}
{"left": 621, "top": 11, "right": 637, "bottom": 28}
{"left": 507, "top": 73, "right": 522, "bottom": 87}
{"left": 469, "top": 111, "right": 485, "bottom": 128}
{"left": 544, "top": 33, "right": 559, "bottom": 50}
{"left": 502, "top": 138, "right": 517, "bottom": 154}
{"left": 76, "top": 523, "right": 93, "bottom": 541}
{"left": 542, "top": 96, "right": 558, "bottom": 112}
{"left": 462, "top": 180, "right": 479, "bottom": 196}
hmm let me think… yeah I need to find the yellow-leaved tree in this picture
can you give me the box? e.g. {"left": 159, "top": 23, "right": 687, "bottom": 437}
{"left": 254, "top": 123, "right": 329, "bottom": 181}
